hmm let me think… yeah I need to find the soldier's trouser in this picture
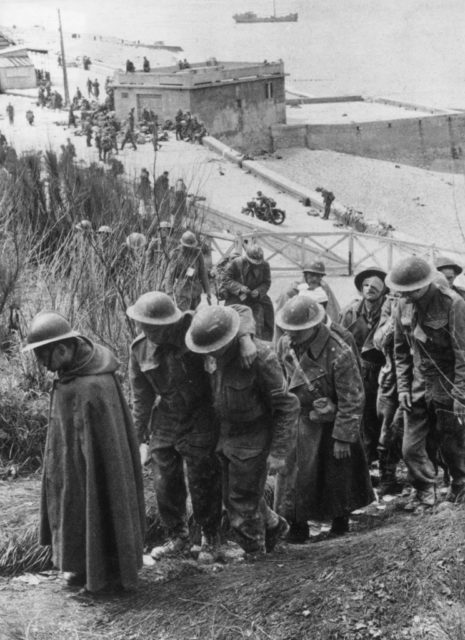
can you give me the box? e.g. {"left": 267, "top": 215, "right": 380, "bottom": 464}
{"left": 151, "top": 446, "right": 222, "bottom": 538}
{"left": 376, "top": 393, "right": 403, "bottom": 481}
{"left": 218, "top": 449, "right": 279, "bottom": 553}
{"left": 361, "top": 362, "right": 383, "bottom": 463}
{"left": 403, "top": 391, "right": 465, "bottom": 491}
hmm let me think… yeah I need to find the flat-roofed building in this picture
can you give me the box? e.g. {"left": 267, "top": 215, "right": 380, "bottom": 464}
{"left": 112, "top": 60, "right": 286, "bottom": 152}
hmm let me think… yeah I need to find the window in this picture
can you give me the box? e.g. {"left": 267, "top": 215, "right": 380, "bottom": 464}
{"left": 265, "top": 82, "right": 274, "bottom": 99}
{"left": 236, "top": 98, "right": 243, "bottom": 108}
{"left": 121, "top": 92, "right": 129, "bottom": 98}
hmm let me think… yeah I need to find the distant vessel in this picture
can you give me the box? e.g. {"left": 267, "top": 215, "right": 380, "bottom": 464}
{"left": 233, "top": 1, "right": 298, "bottom": 23}
{"left": 147, "top": 41, "right": 183, "bottom": 53}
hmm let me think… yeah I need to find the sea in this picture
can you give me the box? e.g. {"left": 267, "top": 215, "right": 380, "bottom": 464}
{"left": 2, "top": 0, "right": 465, "bottom": 107}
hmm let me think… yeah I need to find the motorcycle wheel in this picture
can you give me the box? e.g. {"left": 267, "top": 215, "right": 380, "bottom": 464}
{"left": 271, "top": 208, "right": 286, "bottom": 225}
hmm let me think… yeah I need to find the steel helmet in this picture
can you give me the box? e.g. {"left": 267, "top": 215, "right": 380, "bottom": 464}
{"left": 180, "top": 230, "right": 197, "bottom": 248}
{"left": 185, "top": 306, "right": 240, "bottom": 354}
{"left": 297, "top": 285, "right": 329, "bottom": 305}
{"left": 159, "top": 221, "right": 172, "bottom": 230}
{"left": 75, "top": 219, "right": 92, "bottom": 231}
{"left": 126, "top": 291, "right": 182, "bottom": 325}
{"left": 276, "top": 296, "right": 325, "bottom": 331}
{"left": 126, "top": 232, "right": 147, "bottom": 249}
{"left": 22, "top": 311, "right": 80, "bottom": 352}
{"left": 245, "top": 244, "right": 264, "bottom": 265}
{"left": 385, "top": 256, "right": 435, "bottom": 292}
{"left": 354, "top": 267, "right": 387, "bottom": 293}
{"left": 97, "top": 225, "right": 112, "bottom": 234}
{"left": 302, "top": 260, "right": 326, "bottom": 276}
{"left": 435, "top": 255, "right": 463, "bottom": 276}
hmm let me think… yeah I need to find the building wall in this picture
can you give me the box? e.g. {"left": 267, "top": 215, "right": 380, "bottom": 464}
{"left": 114, "top": 86, "right": 192, "bottom": 121}
{"left": 0, "top": 65, "right": 36, "bottom": 91}
{"left": 190, "top": 77, "right": 286, "bottom": 152}
{"left": 271, "top": 113, "right": 465, "bottom": 171}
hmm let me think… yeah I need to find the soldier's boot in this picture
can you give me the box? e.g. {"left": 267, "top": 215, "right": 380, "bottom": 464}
{"left": 403, "top": 489, "right": 420, "bottom": 512}
{"left": 414, "top": 485, "right": 436, "bottom": 514}
{"left": 445, "top": 484, "right": 465, "bottom": 504}
{"left": 150, "top": 535, "right": 190, "bottom": 560}
{"left": 378, "top": 451, "right": 403, "bottom": 497}
{"left": 197, "top": 532, "right": 222, "bottom": 565}
{"left": 265, "top": 515, "right": 290, "bottom": 553}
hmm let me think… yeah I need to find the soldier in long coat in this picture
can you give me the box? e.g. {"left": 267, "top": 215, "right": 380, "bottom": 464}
{"left": 275, "top": 296, "right": 374, "bottom": 543}
{"left": 23, "top": 312, "right": 145, "bottom": 593}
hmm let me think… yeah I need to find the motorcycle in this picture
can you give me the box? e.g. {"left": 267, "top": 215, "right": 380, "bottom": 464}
{"left": 241, "top": 198, "right": 286, "bottom": 225}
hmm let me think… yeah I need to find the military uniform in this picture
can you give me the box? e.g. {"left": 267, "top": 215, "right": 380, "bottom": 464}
{"left": 394, "top": 283, "right": 465, "bottom": 495}
{"left": 275, "top": 325, "right": 374, "bottom": 525}
{"left": 165, "top": 246, "right": 210, "bottom": 311}
{"left": 129, "top": 307, "right": 255, "bottom": 542}
{"left": 339, "top": 296, "right": 386, "bottom": 462}
{"left": 223, "top": 256, "right": 274, "bottom": 341}
{"left": 210, "top": 340, "right": 299, "bottom": 553}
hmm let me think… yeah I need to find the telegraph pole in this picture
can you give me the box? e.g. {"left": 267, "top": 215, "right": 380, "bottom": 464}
{"left": 57, "top": 9, "right": 70, "bottom": 107}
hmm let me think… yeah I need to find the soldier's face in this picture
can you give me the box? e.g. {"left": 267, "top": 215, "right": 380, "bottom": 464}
{"left": 362, "top": 277, "right": 384, "bottom": 301}
{"left": 139, "top": 323, "right": 176, "bottom": 344}
{"left": 304, "top": 273, "right": 322, "bottom": 289}
{"left": 439, "top": 268, "right": 456, "bottom": 286}
{"left": 286, "top": 326, "right": 319, "bottom": 345}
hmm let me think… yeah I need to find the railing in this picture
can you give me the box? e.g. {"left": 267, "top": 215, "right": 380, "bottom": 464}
{"left": 194, "top": 202, "right": 459, "bottom": 275}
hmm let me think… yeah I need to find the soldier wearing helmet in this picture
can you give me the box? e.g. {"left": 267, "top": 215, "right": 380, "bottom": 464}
{"left": 222, "top": 243, "right": 274, "bottom": 340}
{"left": 387, "top": 256, "right": 465, "bottom": 510}
{"left": 185, "top": 305, "right": 299, "bottom": 556}
{"left": 127, "top": 292, "right": 257, "bottom": 563}
{"left": 435, "top": 255, "right": 465, "bottom": 299}
{"left": 274, "top": 296, "right": 374, "bottom": 543}
{"left": 275, "top": 260, "right": 341, "bottom": 324}
{"left": 339, "top": 267, "right": 387, "bottom": 464}
{"left": 165, "top": 230, "right": 211, "bottom": 310}
{"left": 22, "top": 311, "right": 145, "bottom": 594}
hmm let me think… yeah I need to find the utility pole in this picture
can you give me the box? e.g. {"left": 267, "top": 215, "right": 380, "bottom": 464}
{"left": 57, "top": 9, "right": 70, "bottom": 107}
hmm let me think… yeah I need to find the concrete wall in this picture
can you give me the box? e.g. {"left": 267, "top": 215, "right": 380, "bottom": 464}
{"left": 191, "top": 77, "right": 286, "bottom": 152}
{"left": 114, "top": 86, "right": 191, "bottom": 120}
{"left": 0, "top": 65, "right": 36, "bottom": 91}
{"left": 271, "top": 113, "right": 465, "bottom": 171}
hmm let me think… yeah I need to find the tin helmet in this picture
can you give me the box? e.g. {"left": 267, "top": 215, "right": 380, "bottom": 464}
{"left": 275, "top": 296, "right": 325, "bottom": 332}
{"left": 22, "top": 311, "right": 79, "bottom": 352}
{"left": 180, "top": 230, "right": 197, "bottom": 249}
{"left": 435, "top": 255, "right": 463, "bottom": 276}
{"left": 97, "top": 225, "right": 112, "bottom": 234}
{"left": 126, "top": 291, "right": 182, "bottom": 325}
{"left": 297, "top": 285, "right": 329, "bottom": 305}
{"left": 185, "top": 306, "right": 240, "bottom": 354}
{"left": 245, "top": 244, "right": 264, "bottom": 265}
{"left": 302, "top": 260, "right": 326, "bottom": 276}
{"left": 385, "top": 256, "right": 436, "bottom": 292}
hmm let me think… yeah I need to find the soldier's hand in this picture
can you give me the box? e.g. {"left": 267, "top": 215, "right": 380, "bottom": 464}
{"left": 398, "top": 392, "right": 412, "bottom": 413}
{"left": 238, "top": 334, "right": 257, "bottom": 369}
{"left": 333, "top": 440, "right": 351, "bottom": 459}
{"left": 250, "top": 289, "right": 259, "bottom": 299}
{"left": 140, "top": 443, "right": 149, "bottom": 466}
{"left": 453, "top": 399, "right": 465, "bottom": 426}
{"left": 267, "top": 454, "right": 286, "bottom": 474}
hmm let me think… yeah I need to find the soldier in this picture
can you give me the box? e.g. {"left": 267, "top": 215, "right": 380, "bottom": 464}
{"left": 387, "top": 256, "right": 465, "bottom": 510}
{"left": 339, "top": 267, "right": 387, "bottom": 463}
{"left": 165, "top": 231, "right": 211, "bottom": 311}
{"left": 127, "top": 292, "right": 257, "bottom": 563}
{"left": 275, "top": 260, "right": 340, "bottom": 323}
{"left": 185, "top": 305, "right": 299, "bottom": 555}
{"left": 154, "top": 170, "right": 170, "bottom": 221}
{"left": 121, "top": 108, "right": 137, "bottom": 151}
{"left": 6, "top": 102, "right": 14, "bottom": 125}
{"left": 373, "top": 294, "right": 405, "bottom": 496}
{"left": 86, "top": 77, "right": 93, "bottom": 98}
{"left": 222, "top": 244, "right": 274, "bottom": 341}
{"left": 435, "top": 255, "right": 465, "bottom": 299}
{"left": 274, "top": 296, "right": 374, "bottom": 543}
{"left": 23, "top": 312, "right": 145, "bottom": 593}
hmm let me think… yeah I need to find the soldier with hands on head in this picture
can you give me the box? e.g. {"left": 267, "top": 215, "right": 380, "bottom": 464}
{"left": 185, "top": 305, "right": 300, "bottom": 556}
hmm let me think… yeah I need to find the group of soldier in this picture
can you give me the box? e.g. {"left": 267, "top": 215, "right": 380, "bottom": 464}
{"left": 21, "top": 233, "right": 465, "bottom": 594}
{"left": 174, "top": 109, "right": 207, "bottom": 144}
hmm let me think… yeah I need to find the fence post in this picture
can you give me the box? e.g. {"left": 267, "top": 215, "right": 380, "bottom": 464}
{"left": 387, "top": 240, "right": 393, "bottom": 271}
{"left": 348, "top": 232, "right": 354, "bottom": 275}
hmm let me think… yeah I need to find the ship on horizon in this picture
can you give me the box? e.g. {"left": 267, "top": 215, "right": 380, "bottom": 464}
{"left": 233, "top": 1, "right": 298, "bottom": 23}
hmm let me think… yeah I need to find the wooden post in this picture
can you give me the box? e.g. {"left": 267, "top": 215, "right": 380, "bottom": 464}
{"left": 58, "top": 9, "right": 70, "bottom": 107}
{"left": 348, "top": 232, "right": 354, "bottom": 275}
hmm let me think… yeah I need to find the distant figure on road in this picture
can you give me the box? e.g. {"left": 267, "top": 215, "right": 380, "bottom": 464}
{"left": 316, "top": 187, "right": 335, "bottom": 220}
{"left": 86, "top": 77, "right": 93, "bottom": 98}
{"left": 6, "top": 102, "right": 14, "bottom": 125}
{"left": 92, "top": 79, "right": 100, "bottom": 100}
{"left": 25, "top": 110, "right": 34, "bottom": 126}
{"left": 143, "top": 56, "right": 150, "bottom": 72}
